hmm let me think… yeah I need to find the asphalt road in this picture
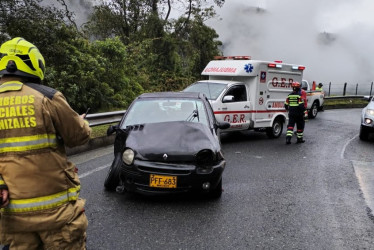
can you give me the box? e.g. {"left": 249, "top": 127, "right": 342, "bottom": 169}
{"left": 70, "top": 108, "right": 374, "bottom": 250}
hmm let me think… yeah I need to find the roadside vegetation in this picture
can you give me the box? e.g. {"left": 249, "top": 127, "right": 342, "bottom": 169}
{"left": 0, "top": 0, "right": 224, "bottom": 113}
{"left": 90, "top": 123, "right": 117, "bottom": 139}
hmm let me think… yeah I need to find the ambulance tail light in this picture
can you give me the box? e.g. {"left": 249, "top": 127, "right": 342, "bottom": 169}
{"left": 292, "top": 65, "right": 306, "bottom": 71}
{"left": 268, "top": 63, "right": 282, "bottom": 69}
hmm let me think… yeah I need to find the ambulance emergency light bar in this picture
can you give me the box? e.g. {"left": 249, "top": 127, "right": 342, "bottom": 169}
{"left": 292, "top": 65, "right": 306, "bottom": 70}
{"left": 212, "top": 56, "right": 305, "bottom": 70}
{"left": 268, "top": 62, "right": 306, "bottom": 71}
{"left": 268, "top": 63, "right": 282, "bottom": 69}
{"left": 214, "top": 56, "right": 251, "bottom": 60}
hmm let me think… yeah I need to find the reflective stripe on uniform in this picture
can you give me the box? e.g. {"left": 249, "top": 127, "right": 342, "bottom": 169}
{"left": 0, "top": 81, "right": 23, "bottom": 93}
{"left": 288, "top": 94, "right": 303, "bottom": 106}
{"left": 1, "top": 186, "right": 80, "bottom": 213}
{"left": 0, "top": 134, "right": 57, "bottom": 153}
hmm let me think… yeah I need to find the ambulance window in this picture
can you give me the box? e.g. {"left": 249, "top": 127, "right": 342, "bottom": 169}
{"left": 184, "top": 82, "right": 226, "bottom": 100}
{"left": 224, "top": 85, "right": 247, "bottom": 102}
{"left": 301, "top": 81, "right": 308, "bottom": 90}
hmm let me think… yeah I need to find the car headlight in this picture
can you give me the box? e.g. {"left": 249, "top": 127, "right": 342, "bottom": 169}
{"left": 366, "top": 109, "right": 374, "bottom": 116}
{"left": 196, "top": 149, "right": 215, "bottom": 169}
{"left": 122, "top": 148, "right": 135, "bottom": 165}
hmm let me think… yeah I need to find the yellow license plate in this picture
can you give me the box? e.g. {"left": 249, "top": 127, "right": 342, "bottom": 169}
{"left": 150, "top": 174, "right": 177, "bottom": 188}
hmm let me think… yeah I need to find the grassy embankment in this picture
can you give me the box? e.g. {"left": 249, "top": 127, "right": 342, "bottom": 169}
{"left": 323, "top": 97, "right": 368, "bottom": 109}
{"left": 90, "top": 123, "right": 116, "bottom": 139}
{"left": 90, "top": 98, "right": 368, "bottom": 139}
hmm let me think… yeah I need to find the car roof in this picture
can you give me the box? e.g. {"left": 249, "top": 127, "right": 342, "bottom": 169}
{"left": 138, "top": 91, "right": 206, "bottom": 100}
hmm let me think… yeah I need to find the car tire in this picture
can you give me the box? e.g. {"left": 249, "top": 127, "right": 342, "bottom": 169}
{"left": 308, "top": 101, "right": 318, "bottom": 119}
{"left": 208, "top": 178, "right": 222, "bottom": 199}
{"left": 359, "top": 125, "right": 370, "bottom": 141}
{"left": 104, "top": 153, "right": 122, "bottom": 191}
{"left": 266, "top": 118, "right": 283, "bottom": 138}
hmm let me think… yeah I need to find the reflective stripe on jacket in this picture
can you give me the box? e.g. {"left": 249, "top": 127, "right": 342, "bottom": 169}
{"left": 2, "top": 186, "right": 80, "bottom": 213}
{"left": 285, "top": 91, "right": 305, "bottom": 115}
{"left": 0, "top": 134, "right": 57, "bottom": 153}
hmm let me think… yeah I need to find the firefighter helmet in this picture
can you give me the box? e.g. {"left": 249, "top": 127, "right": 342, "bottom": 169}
{"left": 0, "top": 37, "right": 45, "bottom": 80}
{"left": 291, "top": 81, "right": 301, "bottom": 89}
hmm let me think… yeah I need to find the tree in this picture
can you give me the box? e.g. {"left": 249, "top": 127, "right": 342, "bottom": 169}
{"left": 172, "top": 5, "right": 222, "bottom": 78}
{"left": 82, "top": 0, "right": 152, "bottom": 44}
{"left": 0, "top": 0, "right": 223, "bottom": 111}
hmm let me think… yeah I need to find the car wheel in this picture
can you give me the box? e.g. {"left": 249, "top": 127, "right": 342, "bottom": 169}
{"left": 266, "top": 118, "right": 283, "bottom": 138}
{"left": 308, "top": 101, "right": 318, "bottom": 119}
{"left": 104, "top": 154, "right": 122, "bottom": 191}
{"left": 208, "top": 178, "right": 222, "bottom": 199}
{"left": 359, "top": 125, "right": 370, "bottom": 141}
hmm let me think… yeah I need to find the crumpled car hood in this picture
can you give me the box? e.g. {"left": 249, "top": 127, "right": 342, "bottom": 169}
{"left": 123, "top": 121, "right": 219, "bottom": 162}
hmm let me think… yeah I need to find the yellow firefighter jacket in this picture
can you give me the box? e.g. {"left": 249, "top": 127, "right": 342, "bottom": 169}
{"left": 0, "top": 76, "right": 91, "bottom": 233}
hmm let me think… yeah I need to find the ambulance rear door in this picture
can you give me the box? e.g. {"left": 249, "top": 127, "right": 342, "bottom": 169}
{"left": 253, "top": 62, "right": 303, "bottom": 128}
{"left": 251, "top": 63, "right": 271, "bottom": 128}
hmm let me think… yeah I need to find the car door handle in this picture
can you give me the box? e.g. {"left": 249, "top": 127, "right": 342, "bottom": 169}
{"left": 222, "top": 107, "right": 227, "bottom": 110}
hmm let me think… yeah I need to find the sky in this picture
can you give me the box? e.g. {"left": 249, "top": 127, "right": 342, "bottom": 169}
{"left": 207, "top": 0, "right": 374, "bottom": 93}
{"left": 50, "top": 0, "right": 374, "bottom": 94}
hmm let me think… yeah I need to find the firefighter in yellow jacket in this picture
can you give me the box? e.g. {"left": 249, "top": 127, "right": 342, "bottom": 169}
{"left": 0, "top": 37, "right": 91, "bottom": 249}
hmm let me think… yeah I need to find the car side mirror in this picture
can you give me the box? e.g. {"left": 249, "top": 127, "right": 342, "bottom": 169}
{"left": 107, "top": 125, "right": 118, "bottom": 136}
{"left": 222, "top": 95, "right": 234, "bottom": 103}
{"left": 216, "top": 121, "right": 230, "bottom": 130}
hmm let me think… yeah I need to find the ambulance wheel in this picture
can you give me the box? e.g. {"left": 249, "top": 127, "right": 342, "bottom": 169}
{"left": 266, "top": 118, "right": 283, "bottom": 138}
{"left": 308, "top": 101, "right": 318, "bottom": 119}
{"left": 104, "top": 154, "right": 122, "bottom": 191}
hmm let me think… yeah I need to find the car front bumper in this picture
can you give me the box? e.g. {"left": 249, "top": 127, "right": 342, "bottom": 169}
{"left": 119, "top": 159, "right": 225, "bottom": 195}
{"left": 361, "top": 113, "right": 374, "bottom": 130}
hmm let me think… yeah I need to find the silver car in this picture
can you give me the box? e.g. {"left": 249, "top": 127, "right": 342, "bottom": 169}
{"left": 360, "top": 96, "right": 374, "bottom": 141}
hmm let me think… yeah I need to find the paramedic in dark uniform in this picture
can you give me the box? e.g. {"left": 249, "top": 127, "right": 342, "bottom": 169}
{"left": 284, "top": 81, "right": 305, "bottom": 144}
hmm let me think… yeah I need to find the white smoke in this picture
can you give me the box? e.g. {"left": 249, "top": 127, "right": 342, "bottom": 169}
{"left": 42, "top": 0, "right": 96, "bottom": 28}
{"left": 208, "top": 0, "right": 374, "bottom": 94}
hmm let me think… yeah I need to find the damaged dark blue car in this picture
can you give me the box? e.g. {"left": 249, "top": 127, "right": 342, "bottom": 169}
{"left": 104, "top": 92, "right": 230, "bottom": 198}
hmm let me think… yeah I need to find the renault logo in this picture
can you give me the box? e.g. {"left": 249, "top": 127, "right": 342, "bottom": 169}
{"left": 163, "top": 154, "right": 168, "bottom": 160}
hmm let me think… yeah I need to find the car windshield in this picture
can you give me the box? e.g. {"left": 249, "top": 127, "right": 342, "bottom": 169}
{"left": 184, "top": 82, "right": 227, "bottom": 100}
{"left": 122, "top": 98, "right": 209, "bottom": 128}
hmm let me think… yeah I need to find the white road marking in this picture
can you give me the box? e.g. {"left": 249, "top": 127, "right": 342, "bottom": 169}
{"left": 341, "top": 134, "right": 358, "bottom": 159}
{"left": 78, "top": 164, "right": 111, "bottom": 179}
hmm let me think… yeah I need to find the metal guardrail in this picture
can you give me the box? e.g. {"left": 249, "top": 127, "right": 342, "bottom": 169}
{"left": 86, "top": 95, "right": 368, "bottom": 127}
{"left": 85, "top": 110, "right": 126, "bottom": 127}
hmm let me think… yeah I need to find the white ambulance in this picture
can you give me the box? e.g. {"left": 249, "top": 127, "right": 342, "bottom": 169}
{"left": 184, "top": 56, "right": 306, "bottom": 138}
